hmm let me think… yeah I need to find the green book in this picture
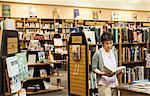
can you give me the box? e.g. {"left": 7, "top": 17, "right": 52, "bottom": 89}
{"left": 16, "top": 53, "right": 28, "bottom": 81}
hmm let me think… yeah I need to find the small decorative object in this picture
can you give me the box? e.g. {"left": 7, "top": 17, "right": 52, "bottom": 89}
{"left": 40, "top": 69, "right": 47, "bottom": 77}
{"left": 74, "top": 9, "right": 79, "bottom": 19}
{"left": 92, "top": 10, "right": 99, "bottom": 20}
{"left": 132, "top": 13, "right": 137, "bottom": 20}
{"left": 52, "top": 69, "right": 59, "bottom": 76}
{"left": 57, "top": 78, "right": 61, "bottom": 87}
{"left": 52, "top": 8, "right": 60, "bottom": 19}
{"left": 112, "top": 12, "right": 120, "bottom": 21}
{"left": 29, "top": 6, "right": 37, "bottom": 18}
{"left": 147, "top": 15, "right": 150, "bottom": 22}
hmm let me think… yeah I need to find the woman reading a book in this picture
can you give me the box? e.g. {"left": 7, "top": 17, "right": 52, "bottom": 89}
{"left": 92, "top": 32, "right": 119, "bottom": 96}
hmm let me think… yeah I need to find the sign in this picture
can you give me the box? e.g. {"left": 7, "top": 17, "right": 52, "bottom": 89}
{"left": 72, "top": 36, "right": 82, "bottom": 44}
{"left": 7, "top": 37, "right": 18, "bottom": 54}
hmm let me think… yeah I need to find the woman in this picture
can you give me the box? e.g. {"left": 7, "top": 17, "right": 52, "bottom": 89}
{"left": 92, "top": 32, "right": 118, "bottom": 96}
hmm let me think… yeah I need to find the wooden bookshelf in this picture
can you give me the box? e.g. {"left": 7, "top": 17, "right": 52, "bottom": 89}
{"left": 26, "top": 86, "right": 64, "bottom": 95}
{"left": 27, "top": 62, "right": 54, "bottom": 66}
{"left": 122, "top": 42, "right": 147, "bottom": 45}
{"left": 27, "top": 74, "right": 64, "bottom": 80}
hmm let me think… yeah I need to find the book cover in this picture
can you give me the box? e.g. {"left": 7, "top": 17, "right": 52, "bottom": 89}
{"left": 2, "top": 4, "right": 11, "bottom": 17}
{"left": 6, "top": 56, "right": 19, "bottom": 77}
{"left": 6, "top": 56, "right": 21, "bottom": 93}
{"left": 54, "top": 38, "right": 63, "bottom": 46}
{"left": 83, "top": 30, "right": 96, "bottom": 44}
{"left": 16, "top": 53, "right": 28, "bottom": 81}
{"left": 28, "top": 67, "right": 34, "bottom": 78}
{"left": 28, "top": 54, "right": 36, "bottom": 64}
{"left": 38, "top": 51, "right": 46, "bottom": 62}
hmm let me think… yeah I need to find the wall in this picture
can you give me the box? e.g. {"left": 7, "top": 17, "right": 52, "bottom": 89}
{"left": 0, "top": 2, "right": 150, "bottom": 21}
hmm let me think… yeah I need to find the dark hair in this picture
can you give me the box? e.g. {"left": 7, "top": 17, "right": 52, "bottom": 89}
{"left": 101, "top": 32, "right": 113, "bottom": 44}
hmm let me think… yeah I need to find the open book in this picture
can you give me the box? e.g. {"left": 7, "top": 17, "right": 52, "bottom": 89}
{"left": 103, "top": 66, "right": 126, "bottom": 75}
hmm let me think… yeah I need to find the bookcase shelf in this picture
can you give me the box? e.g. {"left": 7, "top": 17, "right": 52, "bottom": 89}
{"left": 27, "top": 62, "right": 54, "bottom": 66}
{"left": 26, "top": 86, "right": 64, "bottom": 95}
{"left": 122, "top": 42, "right": 147, "bottom": 45}
{"left": 27, "top": 74, "right": 64, "bottom": 80}
{"left": 122, "top": 61, "right": 146, "bottom": 65}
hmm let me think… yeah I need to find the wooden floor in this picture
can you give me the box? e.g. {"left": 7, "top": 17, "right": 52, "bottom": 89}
{"left": 29, "top": 71, "right": 68, "bottom": 96}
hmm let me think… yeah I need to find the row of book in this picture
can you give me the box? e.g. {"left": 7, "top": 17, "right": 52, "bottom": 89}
{"left": 121, "top": 46, "right": 147, "bottom": 63}
{"left": 123, "top": 66, "right": 144, "bottom": 83}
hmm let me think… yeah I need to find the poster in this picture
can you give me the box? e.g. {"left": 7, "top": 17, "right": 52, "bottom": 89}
{"left": 2, "top": 4, "right": 11, "bottom": 17}
{"left": 16, "top": 53, "right": 28, "bottom": 81}
{"left": 83, "top": 29, "right": 96, "bottom": 44}
{"left": 74, "top": 9, "right": 79, "bottom": 19}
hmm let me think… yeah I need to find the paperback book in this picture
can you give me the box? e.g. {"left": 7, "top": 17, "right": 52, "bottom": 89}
{"left": 6, "top": 56, "right": 21, "bottom": 93}
{"left": 16, "top": 53, "right": 28, "bottom": 81}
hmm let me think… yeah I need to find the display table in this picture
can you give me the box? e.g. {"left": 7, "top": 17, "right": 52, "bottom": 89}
{"left": 117, "top": 84, "right": 150, "bottom": 96}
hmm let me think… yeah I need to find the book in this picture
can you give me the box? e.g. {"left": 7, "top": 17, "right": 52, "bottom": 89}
{"left": 103, "top": 66, "right": 126, "bottom": 75}
{"left": 16, "top": 53, "right": 28, "bottom": 81}
{"left": 6, "top": 56, "right": 22, "bottom": 93}
{"left": 28, "top": 67, "right": 34, "bottom": 78}
{"left": 38, "top": 51, "right": 45, "bottom": 62}
{"left": 28, "top": 54, "right": 36, "bottom": 64}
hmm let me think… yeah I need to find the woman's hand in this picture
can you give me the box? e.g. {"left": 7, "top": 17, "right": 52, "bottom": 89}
{"left": 102, "top": 72, "right": 114, "bottom": 77}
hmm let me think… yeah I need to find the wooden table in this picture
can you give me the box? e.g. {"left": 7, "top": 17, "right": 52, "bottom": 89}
{"left": 117, "top": 84, "right": 150, "bottom": 96}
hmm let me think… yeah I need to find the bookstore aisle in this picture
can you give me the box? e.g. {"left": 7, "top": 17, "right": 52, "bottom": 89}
{"left": 0, "top": 0, "right": 150, "bottom": 96}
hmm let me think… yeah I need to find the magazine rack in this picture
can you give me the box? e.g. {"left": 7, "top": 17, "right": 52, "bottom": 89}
{"left": 0, "top": 30, "right": 20, "bottom": 96}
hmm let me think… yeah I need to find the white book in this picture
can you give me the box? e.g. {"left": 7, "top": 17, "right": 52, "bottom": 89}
{"left": 28, "top": 67, "right": 34, "bottom": 78}
{"left": 54, "top": 38, "right": 63, "bottom": 46}
{"left": 28, "top": 54, "right": 36, "bottom": 64}
{"left": 103, "top": 66, "right": 126, "bottom": 75}
{"left": 6, "top": 56, "right": 19, "bottom": 77}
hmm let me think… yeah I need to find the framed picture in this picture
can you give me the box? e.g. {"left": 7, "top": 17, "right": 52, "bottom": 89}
{"left": 2, "top": 4, "right": 11, "bottom": 17}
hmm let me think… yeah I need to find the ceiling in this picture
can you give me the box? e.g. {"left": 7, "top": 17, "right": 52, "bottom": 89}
{"left": 1, "top": 0, "right": 150, "bottom": 11}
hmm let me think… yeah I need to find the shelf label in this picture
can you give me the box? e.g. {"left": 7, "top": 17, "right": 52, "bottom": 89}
{"left": 85, "top": 21, "right": 106, "bottom": 26}
{"left": 7, "top": 37, "right": 18, "bottom": 54}
{"left": 72, "top": 36, "right": 82, "bottom": 44}
{"left": 142, "top": 23, "right": 150, "bottom": 27}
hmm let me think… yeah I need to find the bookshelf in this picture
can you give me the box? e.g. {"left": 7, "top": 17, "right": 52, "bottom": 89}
{"left": 26, "top": 86, "right": 64, "bottom": 95}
